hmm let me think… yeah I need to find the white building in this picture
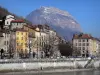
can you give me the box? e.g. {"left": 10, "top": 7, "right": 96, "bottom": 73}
{"left": 11, "top": 20, "right": 26, "bottom": 30}
{"left": 4, "top": 15, "right": 15, "bottom": 29}
{"left": 72, "top": 34, "right": 98, "bottom": 57}
{"left": 0, "top": 31, "right": 10, "bottom": 53}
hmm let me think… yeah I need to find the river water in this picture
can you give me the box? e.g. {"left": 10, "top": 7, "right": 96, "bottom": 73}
{"left": 38, "top": 70, "right": 100, "bottom": 75}
{"left": 0, "top": 70, "right": 100, "bottom": 75}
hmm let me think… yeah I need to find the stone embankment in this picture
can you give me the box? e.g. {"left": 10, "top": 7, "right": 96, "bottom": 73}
{"left": 0, "top": 58, "right": 100, "bottom": 72}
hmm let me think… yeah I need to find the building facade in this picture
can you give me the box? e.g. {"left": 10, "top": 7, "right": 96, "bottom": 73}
{"left": 73, "top": 34, "right": 99, "bottom": 57}
{"left": 0, "top": 15, "right": 62, "bottom": 59}
{"left": 11, "top": 29, "right": 29, "bottom": 58}
{"left": 0, "top": 30, "right": 10, "bottom": 53}
{"left": 23, "top": 25, "right": 36, "bottom": 58}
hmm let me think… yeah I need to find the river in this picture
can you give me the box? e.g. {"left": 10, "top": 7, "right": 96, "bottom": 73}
{"left": 0, "top": 69, "right": 100, "bottom": 75}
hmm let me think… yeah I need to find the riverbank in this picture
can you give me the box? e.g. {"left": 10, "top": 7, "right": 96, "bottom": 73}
{"left": 0, "top": 58, "right": 100, "bottom": 73}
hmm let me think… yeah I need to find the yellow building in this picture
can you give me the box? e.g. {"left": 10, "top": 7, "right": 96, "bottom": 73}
{"left": 16, "top": 29, "right": 28, "bottom": 55}
{"left": 91, "top": 38, "right": 98, "bottom": 55}
{"left": 23, "top": 25, "right": 35, "bottom": 52}
{"left": 23, "top": 25, "right": 35, "bottom": 38}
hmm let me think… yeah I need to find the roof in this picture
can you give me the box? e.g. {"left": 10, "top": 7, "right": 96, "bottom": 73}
{"left": 24, "top": 24, "right": 36, "bottom": 29}
{"left": 37, "top": 24, "right": 51, "bottom": 30}
{"left": 11, "top": 20, "right": 24, "bottom": 23}
{"left": 73, "top": 33, "right": 93, "bottom": 39}
{"left": 13, "top": 28, "right": 28, "bottom": 32}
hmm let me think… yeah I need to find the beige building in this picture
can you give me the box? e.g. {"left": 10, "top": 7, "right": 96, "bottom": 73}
{"left": 72, "top": 34, "right": 99, "bottom": 57}
{"left": 32, "top": 27, "right": 47, "bottom": 58}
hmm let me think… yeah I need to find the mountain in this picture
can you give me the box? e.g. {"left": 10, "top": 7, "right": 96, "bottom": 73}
{"left": 26, "top": 6, "right": 82, "bottom": 41}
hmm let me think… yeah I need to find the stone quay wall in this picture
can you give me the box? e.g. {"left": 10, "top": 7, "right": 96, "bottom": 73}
{"left": 0, "top": 58, "right": 100, "bottom": 71}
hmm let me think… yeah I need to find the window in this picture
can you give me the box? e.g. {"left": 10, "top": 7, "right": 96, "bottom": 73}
{"left": 21, "top": 37, "right": 23, "bottom": 40}
{"left": 7, "top": 41, "right": 8, "bottom": 45}
{"left": 82, "top": 47, "right": 85, "bottom": 50}
{"left": 87, "top": 39, "right": 88, "bottom": 42}
{"left": 25, "top": 43, "right": 27, "bottom": 47}
{"left": 79, "top": 43, "right": 81, "bottom": 46}
{"left": 83, "top": 43, "right": 85, "bottom": 46}
{"left": 86, "top": 51, "right": 88, "bottom": 53}
{"left": 21, "top": 49, "right": 23, "bottom": 53}
{"left": 17, "top": 37, "right": 19, "bottom": 40}
{"left": 21, "top": 32, "right": 23, "bottom": 35}
{"left": 4, "top": 41, "right": 6, "bottom": 45}
{"left": 76, "top": 43, "right": 77, "bottom": 46}
{"left": 7, "top": 21, "right": 9, "bottom": 24}
{"left": 78, "top": 47, "right": 81, "bottom": 50}
{"left": 87, "top": 43, "right": 89, "bottom": 46}
{"left": 17, "top": 43, "right": 19, "bottom": 46}
{"left": 83, "top": 39, "right": 85, "bottom": 42}
{"left": 87, "top": 47, "right": 88, "bottom": 50}
{"left": 79, "top": 39, "right": 81, "bottom": 42}
{"left": 18, "top": 23, "right": 21, "bottom": 26}
{"left": 15, "top": 23, "right": 17, "bottom": 26}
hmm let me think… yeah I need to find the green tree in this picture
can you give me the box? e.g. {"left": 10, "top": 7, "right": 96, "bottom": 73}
{"left": 0, "top": 49, "right": 4, "bottom": 59}
{"left": 58, "top": 43, "right": 73, "bottom": 57}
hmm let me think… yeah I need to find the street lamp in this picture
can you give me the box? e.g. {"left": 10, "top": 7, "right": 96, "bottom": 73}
{"left": 37, "top": 37, "right": 39, "bottom": 59}
{"left": 29, "top": 40, "right": 32, "bottom": 58}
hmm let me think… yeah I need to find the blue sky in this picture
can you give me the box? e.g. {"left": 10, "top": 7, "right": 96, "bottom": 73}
{"left": 0, "top": 0, "right": 100, "bottom": 38}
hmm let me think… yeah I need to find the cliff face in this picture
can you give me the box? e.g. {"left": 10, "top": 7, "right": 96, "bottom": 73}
{"left": 26, "top": 6, "right": 82, "bottom": 40}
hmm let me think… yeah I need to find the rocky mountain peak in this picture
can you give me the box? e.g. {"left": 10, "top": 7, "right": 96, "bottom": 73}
{"left": 26, "top": 6, "right": 82, "bottom": 41}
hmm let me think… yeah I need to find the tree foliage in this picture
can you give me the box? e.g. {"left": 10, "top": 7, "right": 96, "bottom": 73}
{"left": 58, "top": 42, "right": 81, "bottom": 57}
{"left": 58, "top": 43, "right": 73, "bottom": 57}
{"left": 0, "top": 49, "right": 4, "bottom": 59}
{"left": 72, "top": 47, "right": 81, "bottom": 57}
{"left": 43, "top": 44, "right": 53, "bottom": 58}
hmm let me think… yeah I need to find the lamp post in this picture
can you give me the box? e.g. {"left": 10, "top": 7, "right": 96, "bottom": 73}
{"left": 37, "top": 37, "right": 39, "bottom": 59}
{"left": 29, "top": 40, "right": 32, "bottom": 58}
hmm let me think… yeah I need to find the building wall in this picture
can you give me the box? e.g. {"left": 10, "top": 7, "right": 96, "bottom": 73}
{"left": 4, "top": 15, "right": 15, "bottom": 27}
{"left": 11, "top": 22, "right": 26, "bottom": 30}
{"left": 23, "top": 25, "right": 36, "bottom": 52}
{"left": 0, "top": 32, "right": 10, "bottom": 52}
{"left": 16, "top": 31, "right": 28, "bottom": 54}
{"left": 73, "top": 38, "right": 97, "bottom": 57}
{"left": 92, "top": 39, "right": 97, "bottom": 55}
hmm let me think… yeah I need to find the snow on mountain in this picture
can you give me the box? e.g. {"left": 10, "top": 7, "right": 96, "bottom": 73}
{"left": 26, "top": 6, "right": 82, "bottom": 41}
